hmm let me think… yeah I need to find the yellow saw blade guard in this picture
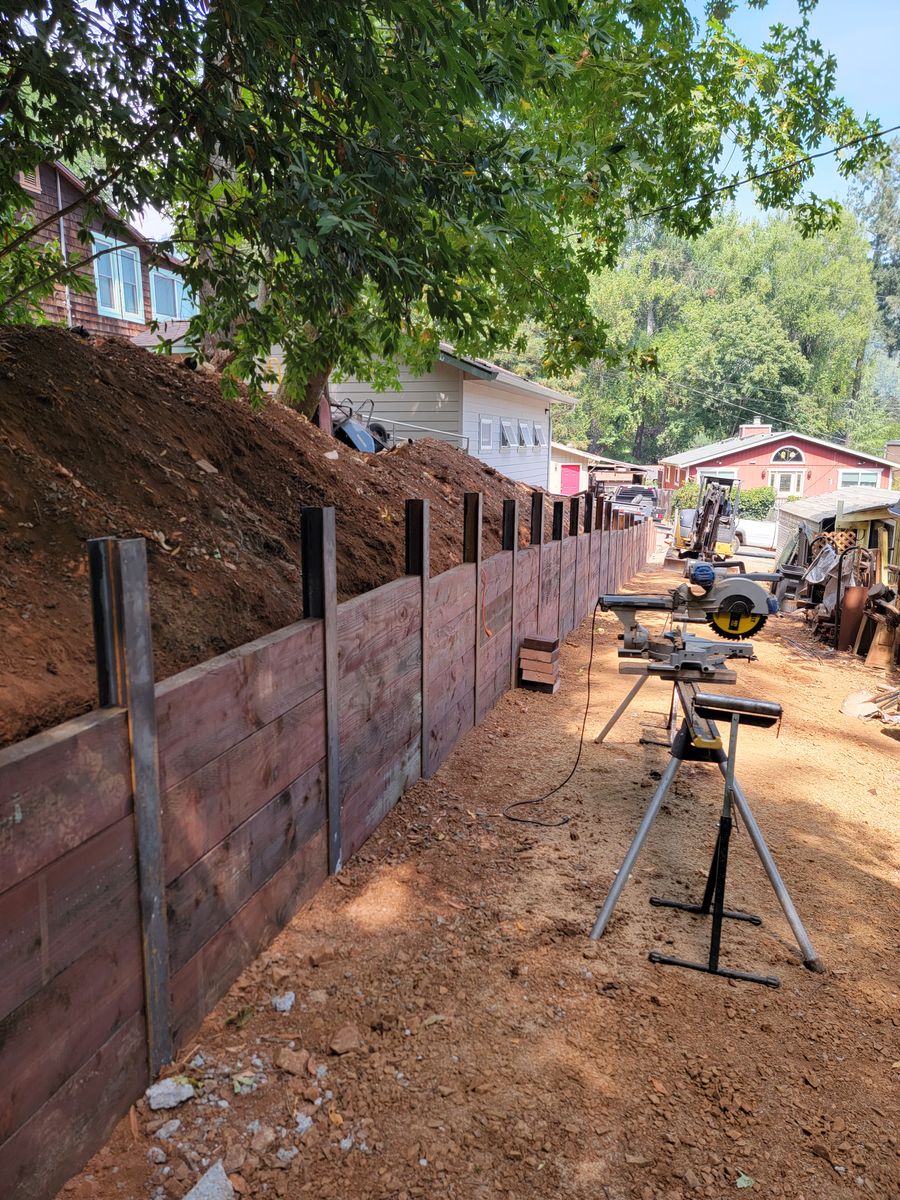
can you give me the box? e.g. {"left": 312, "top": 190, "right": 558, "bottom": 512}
{"left": 707, "top": 610, "right": 768, "bottom": 640}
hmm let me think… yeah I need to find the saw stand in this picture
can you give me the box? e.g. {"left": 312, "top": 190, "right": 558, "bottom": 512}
{"left": 590, "top": 674, "right": 825, "bottom": 985}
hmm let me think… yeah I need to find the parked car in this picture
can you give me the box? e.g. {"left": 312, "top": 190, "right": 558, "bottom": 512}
{"left": 735, "top": 513, "right": 778, "bottom": 551}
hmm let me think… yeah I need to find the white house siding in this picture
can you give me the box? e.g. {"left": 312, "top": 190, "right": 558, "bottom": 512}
{"left": 461, "top": 381, "right": 551, "bottom": 489}
{"left": 333, "top": 362, "right": 463, "bottom": 442}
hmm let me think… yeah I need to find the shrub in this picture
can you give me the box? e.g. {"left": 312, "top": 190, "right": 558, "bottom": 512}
{"left": 740, "top": 486, "right": 776, "bottom": 519}
{"left": 674, "top": 481, "right": 699, "bottom": 509}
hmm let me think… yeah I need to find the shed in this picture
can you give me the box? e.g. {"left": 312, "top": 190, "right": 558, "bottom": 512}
{"left": 778, "top": 487, "right": 900, "bottom": 584}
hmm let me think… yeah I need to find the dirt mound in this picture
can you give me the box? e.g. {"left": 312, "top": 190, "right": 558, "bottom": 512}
{"left": 0, "top": 325, "right": 537, "bottom": 745}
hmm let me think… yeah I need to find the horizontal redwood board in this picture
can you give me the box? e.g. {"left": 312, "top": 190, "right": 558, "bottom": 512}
{"left": 427, "top": 600, "right": 475, "bottom": 686}
{"left": 337, "top": 576, "right": 421, "bottom": 679}
{"left": 0, "top": 918, "right": 142, "bottom": 1144}
{"left": 0, "top": 1010, "right": 147, "bottom": 1200}
{"left": 481, "top": 550, "right": 511, "bottom": 599}
{"left": 156, "top": 618, "right": 323, "bottom": 791}
{"left": 478, "top": 659, "right": 511, "bottom": 717}
{"left": 341, "top": 732, "right": 421, "bottom": 860}
{"left": 0, "top": 707, "right": 131, "bottom": 895}
{"left": 428, "top": 645, "right": 474, "bottom": 728}
{"left": 427, "top": 689, "right": 474, "bottom": 774}
{"left": 170, "top": 826, "right": 328, "bottom": 1049}
{"left": 480, "top": 623, "right": 511, "bottom": 682}
{"left": 480, "top": 585, "right": 512, "bottom": 642}
{"left": 167, "top": 758, "right": 326, "bottom": 974}
{"left": 428, "top": 562, "right": 477, "bottom": 632}
{"left": 163, "top": 688, "right": 326, "bottom": 882}
{"left": 0, "top": 816, "right": 139, "bottom": 1023}
{"left": 339, "top": 630, "right": 421, "bottom": 746}
{"left": 340, "top": 668, "right": 421, "bottom": 787}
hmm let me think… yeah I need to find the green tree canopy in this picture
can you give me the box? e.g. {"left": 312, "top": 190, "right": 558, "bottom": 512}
{"left": 0, "top": 1, "right": 884, "bottom": 410}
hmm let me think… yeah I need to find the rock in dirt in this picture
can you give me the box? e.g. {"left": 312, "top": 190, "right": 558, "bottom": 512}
{"left": 274, "top": 1046, "right": 310, "bottom": 1075}
{"left": 309, "top": 945, "right": 336, "bottom": 967}
{"left": 330, "top": 1023, "right": 362, "bottom": 1054}
{"left": 271, "top": 991, "right": 295, "bottom": 1013}
{"left": 182, "top": 1160, "right": 234, "bottom": 1199}
{"left": 146, "top": 1079, "right": 195, "bottom": 1110}
{"left": 223, "top": 1143, "right": 246, "bottom": 1173}
{"left": 154, "top": 1119, "right": 181, "bottom": 1139}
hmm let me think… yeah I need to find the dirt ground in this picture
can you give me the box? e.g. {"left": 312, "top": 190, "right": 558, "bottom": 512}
{"left": 0, "top": 325, "right": 537, "bottom": 745}
{"left": 62, "top": 551, "right": 899, "bottom": 1200}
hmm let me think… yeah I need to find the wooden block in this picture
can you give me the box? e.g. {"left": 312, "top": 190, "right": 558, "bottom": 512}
{"left": 521, "top": 636, "right": 560, "bottom": 652}
{"left": 519, "top": 665, "right": 559, "bottom": 684}
{"left": 519, "top": 647, "right": 559, "bottom": 665}
{"left": 520, "top": 678, "right": 560, "bottom": 695}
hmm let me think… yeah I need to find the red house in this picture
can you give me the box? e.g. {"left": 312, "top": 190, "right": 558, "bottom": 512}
{"left": 659, "top": 419, "right": 896, "bottom": 500}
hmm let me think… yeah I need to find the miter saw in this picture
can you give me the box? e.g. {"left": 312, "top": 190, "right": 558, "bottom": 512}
{"left": 603, "top": 560, "right": 778, "bottom": 651}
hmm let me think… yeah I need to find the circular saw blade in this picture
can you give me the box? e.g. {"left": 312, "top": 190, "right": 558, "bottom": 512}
{"left": 707, "top": 609, "right": 767, "bottom": 641}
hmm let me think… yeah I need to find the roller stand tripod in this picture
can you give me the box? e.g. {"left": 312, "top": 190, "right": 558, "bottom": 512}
{"left": 590, "top": 686, "right": 824, "bottom": 986}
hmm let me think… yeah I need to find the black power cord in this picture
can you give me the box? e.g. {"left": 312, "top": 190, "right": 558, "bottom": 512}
{"left": 502, "top": 597, "right": 602, "bottom": 827}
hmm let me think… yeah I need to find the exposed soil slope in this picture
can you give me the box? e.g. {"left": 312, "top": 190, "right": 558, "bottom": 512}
{"left": 65, "top": 555, "right": 900, "bottom": 1200}
{"left": 0, "top": 325, "right": 535, "bottom": 745}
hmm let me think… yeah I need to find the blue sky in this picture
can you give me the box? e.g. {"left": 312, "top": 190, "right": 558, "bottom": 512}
{"left": 710, "top": 0, "right": 899, "bottom": 211}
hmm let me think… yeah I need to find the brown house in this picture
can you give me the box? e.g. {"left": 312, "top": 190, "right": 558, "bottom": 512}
{"left": 16, "top": 161, "right": 192, "bottom": 336}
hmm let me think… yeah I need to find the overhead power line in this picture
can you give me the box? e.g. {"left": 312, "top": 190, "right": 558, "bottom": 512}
{"left": 638, "top": 122, "right": 900, "bottom": 221}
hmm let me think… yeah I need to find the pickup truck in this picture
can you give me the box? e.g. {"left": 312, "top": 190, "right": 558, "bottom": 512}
{"left": 735, "top": 515, "right": 778, "bottom": 551}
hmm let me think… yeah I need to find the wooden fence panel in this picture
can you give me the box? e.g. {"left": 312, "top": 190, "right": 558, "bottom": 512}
{"left": 338, "top": 576, "right": 422, "bottom": 857}
{"left": 0, "top": 708, "right": 131, "bottom": 893}
{"left": 538, "top": 541, "right": 561, "bottom": 641}
{"left": 559, "top": 538, "right": 577, "bottom": 638}
{"left": 478, "top": 552, "right": 513, "bottom": 721}
{"left": 170, "top": 826, "right": 328, "bottom": 1047}
{"left": 426, "top": 563, "right": 476, "bottom": 774}
{"left": 156, "top": 619, "right": 323, "bottom": 791}
{"left": 515, "top": 545, "right": 540, "bottom": 649}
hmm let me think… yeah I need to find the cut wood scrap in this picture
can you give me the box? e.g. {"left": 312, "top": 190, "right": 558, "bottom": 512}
{"left": 521, "top": 636, "right": 559, "bottom": 652}
{"left": 519, "top": 647, "right": 560, "bottom": 665}
{"left": 519, "top": 666, "right": 558, "bottom": 684}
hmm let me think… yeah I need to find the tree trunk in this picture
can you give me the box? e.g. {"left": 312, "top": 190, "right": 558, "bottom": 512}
{"left": 277, "top": 367, "right": 331, "bottom": 421}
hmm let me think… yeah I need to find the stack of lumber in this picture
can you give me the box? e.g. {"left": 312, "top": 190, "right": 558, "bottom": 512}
{"left": 518, "top": 637, "right": 560, "bottom": 694}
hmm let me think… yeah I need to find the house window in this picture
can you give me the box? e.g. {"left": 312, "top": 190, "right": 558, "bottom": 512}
{"left": 838, "top": 470, "right": 879, "bottom": 488}
{"left": 533, "top": 422, "right": 547, "bottom": 447}
{"left": 771, "top": 445, "right": 804, "bottom": 464}
{"left": 18, "top": 167, "right": 41, "bottom": 194}
{"left": 92, "top": 235, "right": 144, "bottom": 321}
{"left": 499, "top": 418, "right": 518, "bottom": 448}
{"left": 149, "top": 267, "right": 195, "bottom": 321}
{"left": 768, "top": 469, "right": 804, "bottom": 497}
{"left": 479, "top": 416, "right": 493, "bottom": 452}
{"left": 518, "top": 419, "right": 534, "bottom": 448}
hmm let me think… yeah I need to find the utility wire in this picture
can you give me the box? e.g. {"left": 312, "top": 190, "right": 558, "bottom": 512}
{"left": 637, "top": 123, "right": 900, "bottom": 221}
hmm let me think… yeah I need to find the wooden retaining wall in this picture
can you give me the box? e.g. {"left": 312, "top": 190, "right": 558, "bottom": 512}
{"left": 0, "top": 495, "right": 654, "bottom": 1200}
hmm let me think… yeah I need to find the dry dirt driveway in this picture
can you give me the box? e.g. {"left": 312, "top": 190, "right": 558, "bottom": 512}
{"left": 65, "top": 563, "right": 900, "bottom": 1200}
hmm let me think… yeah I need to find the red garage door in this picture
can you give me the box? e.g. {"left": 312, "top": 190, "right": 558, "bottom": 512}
{"left": 560, "top": 463, "right": 581, "bottom": 495}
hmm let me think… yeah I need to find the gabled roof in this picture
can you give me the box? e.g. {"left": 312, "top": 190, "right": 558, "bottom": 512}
{"left": 550, "top": 442, "right": 638, "bottom": 469}
{"left": 660, "top": 429, "right": 898, "bottom": 470}
{"left": 438, "top": 343, "right": 576, "bottom": 406}
{"left": 50, "top": 160, "right": 181, "bottom": 268}
{"left": 780, "top": 487, "right": 900, "bottom": 524}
